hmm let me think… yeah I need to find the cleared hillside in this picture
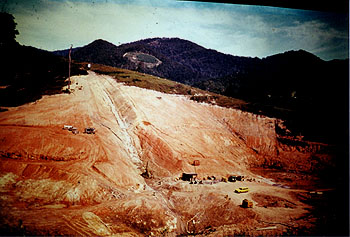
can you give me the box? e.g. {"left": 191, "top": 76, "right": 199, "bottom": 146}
{"left": 0, "top": 70, "right": 343, "bottom": 235}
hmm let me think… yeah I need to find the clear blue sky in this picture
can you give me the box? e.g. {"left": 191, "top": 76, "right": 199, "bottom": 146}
{"left": 2, "top": 0, "right": 349, "bottom": 60}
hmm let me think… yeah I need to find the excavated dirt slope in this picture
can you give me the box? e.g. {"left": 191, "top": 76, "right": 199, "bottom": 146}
{"left": 0, "top": 72, "right": 332, "bottom": 235}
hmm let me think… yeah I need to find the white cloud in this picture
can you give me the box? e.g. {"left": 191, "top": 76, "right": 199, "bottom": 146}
{"left": 271, "top": 20, "right": 348, "bottom": 59}
{"left": 9, "top": 0, "right": 348, "bottom": 60}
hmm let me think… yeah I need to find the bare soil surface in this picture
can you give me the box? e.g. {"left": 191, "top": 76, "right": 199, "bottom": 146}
{"left": 0, "top": 72, "right": 337, "bottom": 235}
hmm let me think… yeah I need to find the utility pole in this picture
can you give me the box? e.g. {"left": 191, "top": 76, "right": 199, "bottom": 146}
{"left": 68, "top": 44, "right": 73, "bottom": 90}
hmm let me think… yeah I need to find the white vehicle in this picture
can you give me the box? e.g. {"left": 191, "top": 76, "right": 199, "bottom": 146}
{"left": 63, "top": 125, "right": 73, "bottom": 130}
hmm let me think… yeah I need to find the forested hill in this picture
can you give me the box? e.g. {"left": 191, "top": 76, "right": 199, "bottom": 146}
{"left": 54, "top": 38, "right": 260, "bottom": 85}
{"left": 53, "top": 38, "right": 348, "bottom": 103}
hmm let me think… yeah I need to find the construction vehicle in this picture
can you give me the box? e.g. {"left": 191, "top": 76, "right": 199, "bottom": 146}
{"left": 228, "top": 175, "right": 237, "bottom": 182}
{"left": 181, "top": 173, "right": 197, "bottom": 182}
{"left": 71, "top": 127, "right": 79, "bottom": 134}
{"left": 63, "top": 125, "right": 73, "bottom": 130}
{"left": 242, "top": 199, "right": 253, "bottom": 208}
{"left": 63, "top": 125, "right": 79, "bottom": 134}
{"left": 84, "top": 127, "right": 95, "bottom": 134}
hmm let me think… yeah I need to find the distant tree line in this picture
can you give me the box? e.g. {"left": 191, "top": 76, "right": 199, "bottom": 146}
{"left": 0, "top": 12, "right": 87, "bottom": 107}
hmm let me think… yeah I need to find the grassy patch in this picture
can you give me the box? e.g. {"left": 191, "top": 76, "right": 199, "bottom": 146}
{"left": 91, "top": 63, "right": 248, "bottom": 110}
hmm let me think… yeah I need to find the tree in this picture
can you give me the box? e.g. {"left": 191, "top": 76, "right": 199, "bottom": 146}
{"left": 0, "top": 12, "right": 19, "bottom": 46}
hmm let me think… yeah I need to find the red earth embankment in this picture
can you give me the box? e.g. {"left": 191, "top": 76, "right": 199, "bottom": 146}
{"left": 0, "top": 71, "right": 334, "bottom": 235}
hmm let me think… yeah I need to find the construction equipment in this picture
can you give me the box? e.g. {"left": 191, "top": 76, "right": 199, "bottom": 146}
{"left": 71, "top": 127, "right": 79, "bottom": 134}
{"left": 84, "top": 127, "right": 95, "bottom": 134}
{"left": 63, "top": 125, "right": 79, "bottom": 134}
{"left": 181, "top": 173, "right": 197, "bottom": 182}
{"left": 63, "top": 125, "right": 73, "bottom": 130}
{"left": 191, "top": 160, "right": 200, "bottom": 178}
{"left": 242, "top": 199, "right": 253, "bottom": 208}
{"left": 228, "top": 175, "right": 237, "bottom": 182}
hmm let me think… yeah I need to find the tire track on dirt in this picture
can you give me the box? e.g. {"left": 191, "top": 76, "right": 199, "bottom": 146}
{"left": 59, "top": 73, "right": 120, "bottom": 188}
{"left": 62, "top": 214, "right": 93, "bottom": 236}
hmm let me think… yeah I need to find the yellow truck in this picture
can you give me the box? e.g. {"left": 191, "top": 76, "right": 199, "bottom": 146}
{"left": 235, "top": 187, "right": 249, "bottom": 193}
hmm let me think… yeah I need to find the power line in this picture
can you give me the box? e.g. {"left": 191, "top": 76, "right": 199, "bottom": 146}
{"left": 68, "top": 44, "right": 72, "bottom": 90}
